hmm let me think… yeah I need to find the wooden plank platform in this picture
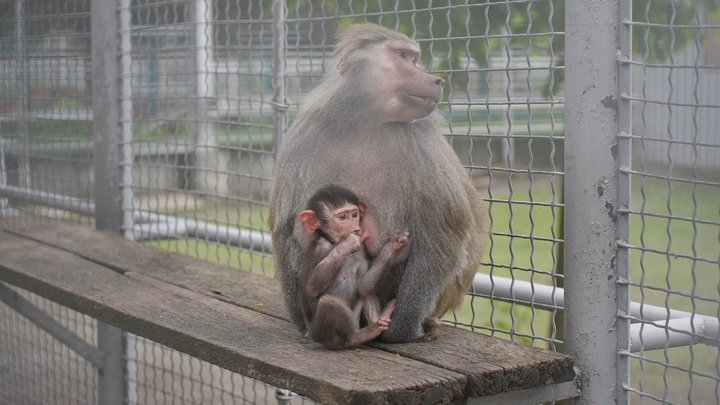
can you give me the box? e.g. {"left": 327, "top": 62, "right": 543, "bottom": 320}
{"left": 0, "top": 222, "right": 576, "bottom": 404}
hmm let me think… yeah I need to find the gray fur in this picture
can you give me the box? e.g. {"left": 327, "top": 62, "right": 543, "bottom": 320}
{"left": 269, "top": 23, "right": 486, "bottom": 342}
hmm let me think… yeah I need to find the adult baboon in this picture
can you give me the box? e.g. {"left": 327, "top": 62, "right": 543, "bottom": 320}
{"left": 269, "top": 23, "right": 487, "bottom": 342}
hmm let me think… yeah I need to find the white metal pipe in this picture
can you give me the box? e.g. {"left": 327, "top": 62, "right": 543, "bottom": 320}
{"left": 0, "top": 185, "right": 272, "bottom": 252}
{"left": 630, "top": 317, "right": 710, "bottom": 352}
{"left": 0, "top": 184, "right": 96, "bottom": 216}
{"left": 629, "top": 301, "right": 700, "bottom": 322}
{"left": 132, "top": 222, "right": 189, "bottom": 240}
{"left": 472, "top": 272, "right": 563, "bottom": 310}
{"left": 132, "top": 211, "right": 272, "bottom": 252}
{"left": 472, "top": 273, "right": 719, "bottom": 351}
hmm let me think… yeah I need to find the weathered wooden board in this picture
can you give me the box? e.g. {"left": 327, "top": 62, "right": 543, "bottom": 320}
{"left": 2, "top": 222, "right": 576, "bottom": 400}
{"left": 371, "top": 327, "right": 575, "bottom": 397}
{"left": 0, "top": 232, "right": 465, "bottom": 404}
{"left": 4, "top": 223, "right": 288, "bottom": 321}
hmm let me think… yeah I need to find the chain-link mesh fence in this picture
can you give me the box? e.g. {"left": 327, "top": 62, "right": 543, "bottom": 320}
{"left": 623, "top": 2, "right": 720, "bottom": 404}
{"left": 0, "top": 0, "right": 95, "bottom": 227}
{"left": 0, "top": 284, "right": 97, "bottom": 404}
{"left": 0, "top": 1, "right": 718, "bottom": 404}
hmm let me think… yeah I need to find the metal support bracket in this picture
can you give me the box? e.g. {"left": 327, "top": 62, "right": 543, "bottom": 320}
{"left": 468, "top": 374, "right": 581, "bottom": 405}
{"left": 0, "top": 282, "right": 104, "bottom": 369}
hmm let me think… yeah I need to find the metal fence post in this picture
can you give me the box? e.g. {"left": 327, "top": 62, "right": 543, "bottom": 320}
{"left": 120, "top": 0, "right": 135, "bottom": 242}
{"left": 93, "top": 0, "right": 122, "bottom": 232}
{"left": 191, "top": 0, "right": 217, "bottom": 195}
{"left": 564, "top": 0, "right": 626, "bottom": 404}
{"left": 615, "top": 0, "right": 633, "bottom": 403}
{"left": 0, "top": 136, "right": 7, "bottom": 212}
{"left": 15, "top": 0, "right": 31, "bottom": 190}
{"left": 270, "top": 1, "right": 292, "bottom": 401}
{"left": 271, "top": 0, "right": 287, "bottom": 153}
{"left": 91, "top": 0, "right": 125, "bottom": 404}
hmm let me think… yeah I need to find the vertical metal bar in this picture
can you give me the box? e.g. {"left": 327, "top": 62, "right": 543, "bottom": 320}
{"left": 91, "top": 1, "right": 125, "bottom": 404}
{"left": 194, "top": 0, "right": 213, "bottom": 105}
{"left": 564, "top": 0, "right": 621, "bottom": 404}
{"left": 500, "top": 24, "right": 515, "bottom": 169}
{"left": 118, "top": 4, "right": 137, "bottom": 403}
{"left": 616, "top": 0, "right": 633, "bottom": 404}
{"left": 271, "top": 0, "right": 287, "bottom": 153}
{"left": 192, "top": 0, "right": 215, "bottom": 194}
{"left": 271, "top": 2, "right": 290, "bottom": 399}
{"left": 120, "top": 0, "right": 134, "bottom": 241}
{"left": 190, "top": 0, "right": 215, "bottom": 194}
{"left": 1, "top": 136, "right": 7, "bottom": 212}
{"left": 15, "top": 0, "right": 30, "bottom": 190}
{"left": 97, "top": 321, "right": 124, "bottom": 405}
{"left": 92, "top": 0, "right": 122, "bottom": 232}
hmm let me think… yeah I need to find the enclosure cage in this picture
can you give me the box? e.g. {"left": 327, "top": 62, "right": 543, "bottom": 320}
{"left": 0, "top": 0, "right": 718, "bottom": 404}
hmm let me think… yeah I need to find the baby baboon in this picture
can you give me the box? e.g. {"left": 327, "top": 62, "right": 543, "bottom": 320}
{"left": 298, "top": 185, "right": 405, "bottom": 349}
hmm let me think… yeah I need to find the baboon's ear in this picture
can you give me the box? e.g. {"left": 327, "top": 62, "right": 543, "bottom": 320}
{"left": 357, "top": 201, "right": 367, "bottom": 216}
{"left": 299, "top": 210, "right": 320, "bottom": 234}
